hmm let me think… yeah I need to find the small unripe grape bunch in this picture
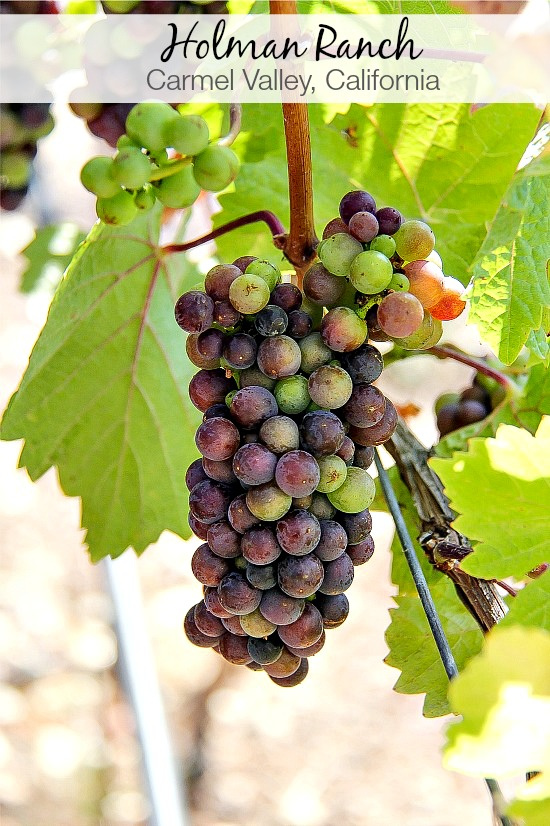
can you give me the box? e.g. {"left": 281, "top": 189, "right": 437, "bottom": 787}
{"left": 79, "top": 101, "right": 239, "bottom": 227}
{"left": 175, "top": 251, "right": 401, "bottom": 687}
{"left": 312, "top": 189, "right": 467, "bottom": 352}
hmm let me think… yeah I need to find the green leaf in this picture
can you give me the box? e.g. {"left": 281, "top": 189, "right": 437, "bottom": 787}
{"left": 385, "top": 576, "right": 484, "bottom": 717}
{"left": 430, "top": 418, "right": 550, "bottom": 580}
{"left": 468, "top": 161, "right": 550, "bottom": 364}
{"left": 20, "top": 223, "right": 87, "bottom": 294}
{"left": 1, "top": 207, "right": 202, "bottom": 562}
{"left": 444, "top": 625, "right": 550, "bottom": 824}
{"left": 500, "top": 569, "right": 550, "bottom": 633}
{"left": 215, "top": 103, "right": 539, "bottom": 281}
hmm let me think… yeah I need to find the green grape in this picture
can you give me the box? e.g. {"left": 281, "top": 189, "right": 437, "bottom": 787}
{"left": 393, "top": 220, "right": 435, "bottom": 262}
{"left": 327, "top": 467, "right": 376, "bottom": 513}
{"left": 96, "top": 190, "right": 137, "bottom": 226}
{"left": 300, "top": 294, "right": 324, "bottom": 329}
{"left": 274, "top": 375, "right": 311, "bottom": 415}
{"left": 193, "top": 145, "right": 239, "bottom": 192}
{"left": 111, "top": 147, "right": 152, "bottom": 190}
{"left": 370, "top": 234, "right": 396, "bottom": 258}
{"left": 246, "top": 483, "right": 292, "bottom": 521}
{"left": 420, "top": 316, "right": 443, "bottom": 348}
{"left": 0, "top": 151, "right": 32, "bottom": 188}
{"left": 80, "top": 157, "right": 120, "bottom": 198}
{"left": 134, "top": 186, "right": 156, "bottom": 212}
{"left": 29, "top": 114, "right": 55, "bottom": 141}
{"left": 116, "top": 134, "right": 139, "bottom": 150}
{"left": 155, "top": 165, "right": 201, "bottom": 208}
{"left": 391, "top": 310, "right": 436, "bottom": 349}
{"left": 245, "top": 259, "right": 281, "bottom": 292}
{"left": 163, "top": 114, "right": 209, "bottom": 156}
{"left": 299, "top": 332, "right": 332, "bottom": 374}
{"left": 240, "top": 608, "right": 277, "bottom": 638}
{"left": 308, "top": 364, "right": 353, "bottom": 409}
{"left": 349, "top": 250, "right": 393, "bottom": 294}
{"left": 125, "top": 101, "right": 179, "bottom": 153}
{"left": 388, "top": 272, "right": 410, "bottom": 292}
{"left": 103, "top": 0, "right": 140, "bottom": 10}
{"left": 317, "top": 233, "right": 363, "bottom": 277}
{"left": 316, "top": 455, "right": 348, "bottom": 493}
{"left": 239, "top": 366, "right": 276, "bottom": 391}
{"left": 229, "top": 274, "right": 270, "bottom": 314}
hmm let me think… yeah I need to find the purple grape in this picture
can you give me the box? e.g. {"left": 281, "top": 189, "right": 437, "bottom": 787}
{"left": 276, "top": 510, "right": 321, "bottom": 556}
{"left": 339, "top": 190, "right": 376, "bottom": 223}
{"left": 221, "top": 615, "right": 248, "bottom": 636}
{"left": 354, "top": 445, "right": 375, "bottom": 470}
{"left": 223, "top": 333, "right": 257, "bottom": 370}
{"left": 338, "top": 509, "right": 373, "bottom": 545}
{"left": 196, "top": 328, "right": 225, "bottom": 361}
{"left": 188, "top": 480, "right": 233, "bottom": 525}
{"left": 347, "top": 534, "right": 375, "bottom": 565}
{"left": 275, "top": 450, "right": 321, "bottom": 498}
{"left": 189, "top": 369, "right": 235, "bottom": 412}
{"left": 203, "top": 403, "right": 231, "bottom": 421}
{"left": 204, "top": 587, "right": 233, "bottom": 619}
{"left": 314, "top": 520, "right": 348, "bottom": 562}
{"left": 315, "top": 593, "right": 349, "bottom": 629}
{"left": 204, "top": 264, "right": 241, "bottom": 301}
{"left": 213, "top": 299, "right": 242, "bottom": 329}
{"left": 227, "top": 494, "right": 260, "bottom": 534}
{"left": 340, "top": 343, "right": 384, "bottom": 385}
{"left": 343, "top": 384, "right": 386, "bottom": 428}
{"left": 319, "top": 553, "right": 354, "bottom": 595}
{"left": 184, "top": 606, "right": 222, "bottom": 648}
{"left": 206, "top": 521, "right": 242, "bottom": 558}
{"left": 257, "top": 335, "right": 302, "bottom": 379}
{"left": 218, "top": 633, "right": 253, "bottom": 665}
{"left": 348, "top": 399, "right": 398, "bottom": 446}
{"left": 232, "top": 443, "right": 277, "bottom": 486}
{"left": 303, "top": 262, "right": 346, "bottom": 306}
{"left": 174, "top": 291, "right": 214, "bottom": 333}
{"left": 259, "top": 588, "right": 305, "bottom": 625}
{"left": 229, "top": 386, "right": 278, "bottom": 430}
{"left": 195, "top": 417, "right": 240, "bottom": 461}
{"left": 194, "top": 601, "right": 226, "bottom": 637}
{"left": 218, "top": 572, "right": 262, "bottom": 616}
{"left": 202, "top": 457, "right": 237, "bottom": 485}
{"left": 188, "top": 512, "right": 209, "bottom": 541}
{"left": 349, "top": 211, "right": 379, "bottom": 242}
{"left": 375, "top": 206, "right": 403, "bottom": 236}
{"left": 185, "top": 458, "right": 208, "bottom": 491}
{"left": 246, "top": 562, "right": 277, "bottom": 591}
{"left": 278, "top": 553, "right": 325, "bottom": 598}
{"left": 241, "top": 526, "right": 282, "bottom": 565}
{"left": 270, "top": 283, "right": 302, "bottom": 313}
{"left": 336, "top": 436, "right": 355, "bottom": 466}
{"left": 255, "top": 305, "right": 288, "bottom": 337}
{"left": 300, "top": 411, "right": 345, "bottom": 458}
{"left": 186, "top": 333, "right": 220, "bottom": 370}
{"left": 232, "top": 255, "right": 258, "bottom": 272}
{"left": 191, "top": 543, "right": 231, "bottom": 587}
{"left": 277, "top": 603, "right": 324, "bottom": 649}
{"left": 287, "top": 310, "right": 313, "bottom": 339}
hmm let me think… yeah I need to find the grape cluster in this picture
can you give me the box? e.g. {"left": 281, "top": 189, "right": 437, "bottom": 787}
{"left": 0, "top": 2, "right": 56, "bottom": 211}
{"left": 79, "top": 101, "right": 239, "bottom": 226}
{"left": 435, "top": 375, "right": 504, "bottom": 436}
{"left": 314, "top": 191, "right": 466, "bottom": 349}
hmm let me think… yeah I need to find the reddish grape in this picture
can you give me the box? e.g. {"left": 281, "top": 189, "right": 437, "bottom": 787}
{"left": 195, "top": 417, "right": 240, "bottom": 461}
{"left": 246, "top": 562, "right": 277, "bottom": 591}
{"left": 276, "top": 510, "right": 321, "bottom": 556}
{"left": 241, "top": 526, "right": 282, "bottom": 565}
{"left": 456, "top": 399, "right": 487, "bottom": 426}
{"left": 257, "top": 335, "right": 302, "bottom": 379}
{"left": 194, "top": 601, "right": 225, "bottom": 638}
{"left": 348, "top": 399, "right": 398, "bottom": 446}
{"left": 430, "top": 276, "right": 467, "bottom": 321}
{"left": 218, "top": 572, "right": 262, "bottom": 616}
{"left": 188, "top": 480, "right": 233, "bottom": 525}
{"left": 322, "top": 217, "right": 349, "bottom": 239}
{"left": 259, "top": 588, "right": 305, "bottom": 625}
{"left": 268, "top": 658, "right": 309, "bottom": 686}
{"left": 339, "top": 190, "right": 377, "bottom": 223}
{"left": 229, "top": 386, "right": 278, "bottom": 430}
{"left": 278, "top": 603, "right": 324, "bottom": 649}
{"left": 202, "top": 458, "right": 237, "bottom": 485}
{"left": 218, "top": 633, "right": 253, "bottom": 665}
{"left": 213, "top": 300, "right": 242, "bottom": 329}
{"left": 275, "top": 450, "right": 321, "bottom": 498}
{"left": 204, "top": 264, "right": 241, "bottom": 301}
{"left": 232, "top": 255, "right": 258, "bottom": 272}
{"left": 186, "top": 333, "right": 220, "bottom": 370}
{"left": 227, "top": 494, "right": 260, "bottom": 534}
{"left": 320, "top": 307, "right": 367, "bottom": 353}
{"left": 347, "top": 534, "right": 375, "bottom": 565}
{"left": 319, "top": 553, "right": 354, "bottom": 595}
{"left": 377, "top": 292, "right": 424, "bottom": 338}
{"left": 270, "top": 283, "right": 302, "bottom": 313}
{"left": 191, "top": 543, "right": 231, "bottom": 587}
{"left": 174, "top": 291, "right": 214, "bottom": 333}
{"left": 189, "top": 369, "right": 235, "bottom": 412}
{"left": 263, "top": 647, "right": 302, "bottom": 678}
{"left": 185, "top": 458, "right": 208, "bottom": 491}
{"left": 204, "top": 587, "right": 233, "bottom": 619}
{"left": 206, "top": 521, "right": 241, "bottom": 558}
{"left": 196, "top": 328, "right": 225, "bottom": 361}
{"left": 403, "top": 260, "right": 445, "bottom": 309}
{"left": 336, "top": 436, "right": 355, "bottom": 466}
{"left": 314, "top": 520, "right": 348, "bottom": 562}
{"left": 184, "top": 606, "right": 222, "bottom": 648}
{"left": 232, "top": 443, "right": 278, "bottom": 486}
{"left": 188, "top": 512, "right": 209, "bottom": 541}
{"left": 286, "top": 631, "right": 326, "bottom": 658}
{"left": 349, "top": 211, "right": 379, "bottom": 242}
{"left": 343, "top": 384, "right": 386, "bottom": 428}
{"left": 221, "top": 615, "right": 248, "bottom": 636}
{"left": 278, "top": 553, "right": 325, "bottom": 598}
{"left": 303, "top": 262, "right": 346, "bottom": 306}
{"left": 354, "top": 445, "right": 375, "bottom": 470}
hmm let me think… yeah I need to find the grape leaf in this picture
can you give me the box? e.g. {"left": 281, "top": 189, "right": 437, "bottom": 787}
{"left": 430, "top": 418, "right": 550, "bottom": 580}
{"left": 385, "top": 576, "right": 484, "bottom": 717}
{"left": 1, "top": 208, "right": 202, "bottom": 562}
{"left": 20, "top": 223, "right": 86, "bottom": 294}
{"left": 468, "top": 160, "right": 550, "bottom": 365}
{"left": 500, "top": 569, "right": 550, "bottom": 633}
{"left": 213, "top": 103, "right": 539, "bottom": 282}
{"left": 444, "top": 625, "right": 550, "bottom": 825}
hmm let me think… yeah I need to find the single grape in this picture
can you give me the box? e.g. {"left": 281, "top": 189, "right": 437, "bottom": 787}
{"left": 276, "top": 509, "right": 321, "bottom": 556}
{"left": 195, "top": 417, "right": 240, "bottom": 461}
{"left": 300, "top": 411, "right": 345, "bottom": 458}
{"left": 393, "top": 219, "right": 435, "bottom": 261}
{"left": 233, "top": 255, "right": 257, "bottom": 272}
{"left": 232, "top": 443, "right": 277, "bottom": 486}
{"left": 194, "top": 601, "right": 225, "bottom": 638}
{"left": 287, "top": 310, "right": 313, "bottom": 339}
{"left": 193, "top": 145, "right": 239, "bottom": 191}
{"left": 263, "top": 647, "right": 302, "bottom": 678}
{"left": 191, "top": 543, "right": 231, "bottom": 587}
{"left": 96, "top": 190, "right": 137, "bottom": 225}
{"left": 388, "top": 272, "right": 410, "bottom": 292}
{"left": 207, "top": 521, "right": 241, "bottom": 558}
{"left": 229, "top": 274, "right": 270, "bottom": 315}
{"left": 349, "top": 250, "right": 393, "bottom": 294}
{"left": 188, "top": 512, "right": 209, "bottom": 541}
{"left": 245, "top": 259, "right": 281, "bottom": 292}
{"left": 338, "top": 508, "right": 372, "bottom": 545}
{"left": 278, "top": 553, "right": 325, "bottom": 598}
{"left": 286, "top": 631, "right": 325, "bottom": 658}
{"left": 175, "top": 291, "right": 214, "bottom": 334}
{"left": 316, "top": 593, "right": 349, "bottom": 629}
{"left": 322, "top": 217, "right": 349, "bottom": 239}
{"left": 430, "top": 276, "right": 467, "bottom": 321}
{"left": 204, "top": 263, "right": 242, "bottom": 302}
{"left": 318, "top": 553, "right": 354, "bottom": 595}
{"left": 336, "top": 436, "right": 355, "bottom": 466}
{"left": 247, "top": 636, "right": 283, "bottom": 665}
{"left": 370, "top": 234, "right": 397, "bottom": 258}
{"left": 308, "top": 364, "right": 353, "bottom": 409}
{"left": 202, "top": 457, "right": 235, "bottom": 486}
{"left": 327, "top": 467, "right": 375, "bottom": 513}
{"left": 186, "top": 458, "right": 208, "bottom": 491}
{"left": 228, "top": 494, "right": 260, "bottom": 534}
{"left": 111, "top": 146, "right": 151, "bottom": 189}
{"left": 349, "top": 211, "right": 379, "bottom": 242}
{"left": 305, "top": 267, "right": 344, "bottom": 313}
{"left": 375, "top": 207, "right": 403, "bottom": 236}
{"left": 320, "top": 307, "right": 367, "bottom": 353}
{"left": 221, "top": 615, "right": 248, "bottom": 636}
{"left": 163, "top": 113, "right": 209, "bottom": 156}
{"left": 377, "top": 292, "right": 424, "bottom": 338}
{"left": 155, "top": 165, "right": 201, "bottom": 209}
{"left": 218, "top": 633, "right": 253, "bottom": 665}
{"left": 241, "top": 525, "right": 282, "bottom": 565}
{"left": 299, "top": 332, "right": 333, "bottom": 374}
{"left": 343, "top": 384, "right": 386, "bottom": 428}
{"left": 274, "top": 375, "right": 310, "bottom": 415}
{"left": 254, "top": 305, "right": 288, "bottom": 337}
{"left": 348, "top": 399, "right": 398, "bottom": 446}
{"left": 270, "top": 283, "right": 303, "bottom": 313}
{"left": 240, "top": 608, "right": 277, "bottom": 638}
{"left": 196, "top": 328, "right": 224, "bottom": 361}
{"left": 268, "top": 658, "right": 309, "bottom": 686}
{"left": 229, "top": 386, "right": 278, "bottom": 431}
{"left": 391, "top": 310, "right": 438, "bottom": 349}
{"left": 259, "top": 416, "right": 300, "bottom": 454}
{"left": 456, "top": 399, "right": 487, "bottom": 426}
{"left": 365, "top": 305, "right": 390, "bottom": 343}
{"left": 213, "top": 300, "right": 242, "bottom": 329}
{"left": 223, "top": 333, "right": 257, "bottom": 369}
{"left": 125, "top": 102, "right": 179, "bottom": 152}
{"left": 246, "top": 562, "right": 277, "bottom": 591}
{"left": 184, "top": 606, "right": 222, "bottom": 648}
{"left": 316, "top": 455, "right": 348, "bottom": 494}
{"left": 257, "top": 335, "right": 302, "bottom": 379}
{"left": 218, "top": 572, "right": 262, "bottom": 616}
{"left": 239, "top": 366, "right": 276, "bottom": 391}
{"left": 189, "top": 480, "right": 233, "bottom": 525}
{"left": 278, "top": 603, "right": 324, "bottom": 649}
{"left": 134, "top": 186, "right": 155, "bottom": 212}
{"left": 339, "top": 190, "right": 377, "bottom": 222}
{"left": 246, "top": 483, "right": 292, "bottom": 521}
{"left": 354, "top": 445, "right": 375, "bottom": 470}
{"left": 189, "top": 369, "right": 235, "bottom": 412}
{"left": 204, "top": 587, "right": 233, "bottom": 619}
{"left": 318, "top": 232, "right": 364, "bottom": 277}
{"left": 80, "top": 156, "right": 120, "bottom": 198}
{"left": 340, "top": 342, "right": 383, "bottom": 384}
{"left": 347, "top": 534, "right": 375, "bottom": 565}
{"left": 309, "top": 492, "right": 337, "bottom": 521}
{"left": 314, "top": 520, "right": 348, "bottom": 561}
{"left": 259, "top": 588, "right": 305, "bottom": 625}
{"left": 275, "top": 450, "right": 321, "bottom": 498}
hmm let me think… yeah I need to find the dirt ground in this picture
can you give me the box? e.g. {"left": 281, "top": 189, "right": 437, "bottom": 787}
{"left": 0, "top": 105, "right": 494, "bottom": 826}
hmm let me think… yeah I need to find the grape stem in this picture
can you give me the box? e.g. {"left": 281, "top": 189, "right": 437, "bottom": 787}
{"left": 162, "top": 210, "right": 286, "bottom": 255}
{"left": 218, "top": 104, "right": 242, "bottom": 148}
{"left": 428, "top": 345, "right": 512, "bottom": 388}
{"left": 149, "top": 157, "right": 192, "bottom": 182}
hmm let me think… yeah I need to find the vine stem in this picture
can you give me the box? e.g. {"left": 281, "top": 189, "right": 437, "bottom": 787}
{"left": 149, "top": 157, "right": 192, "bottom": 182}
{"left": 270, "top": 0, "right": 318, "bottom": 285}
{"left": 162, "top": 210, "right": 286, "bottom": 255}
{"left": 428, "top": 345, "right": 512, "bottom": 388}
{"left": 218, "top": 104, "right": 242, "bottom": 148}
